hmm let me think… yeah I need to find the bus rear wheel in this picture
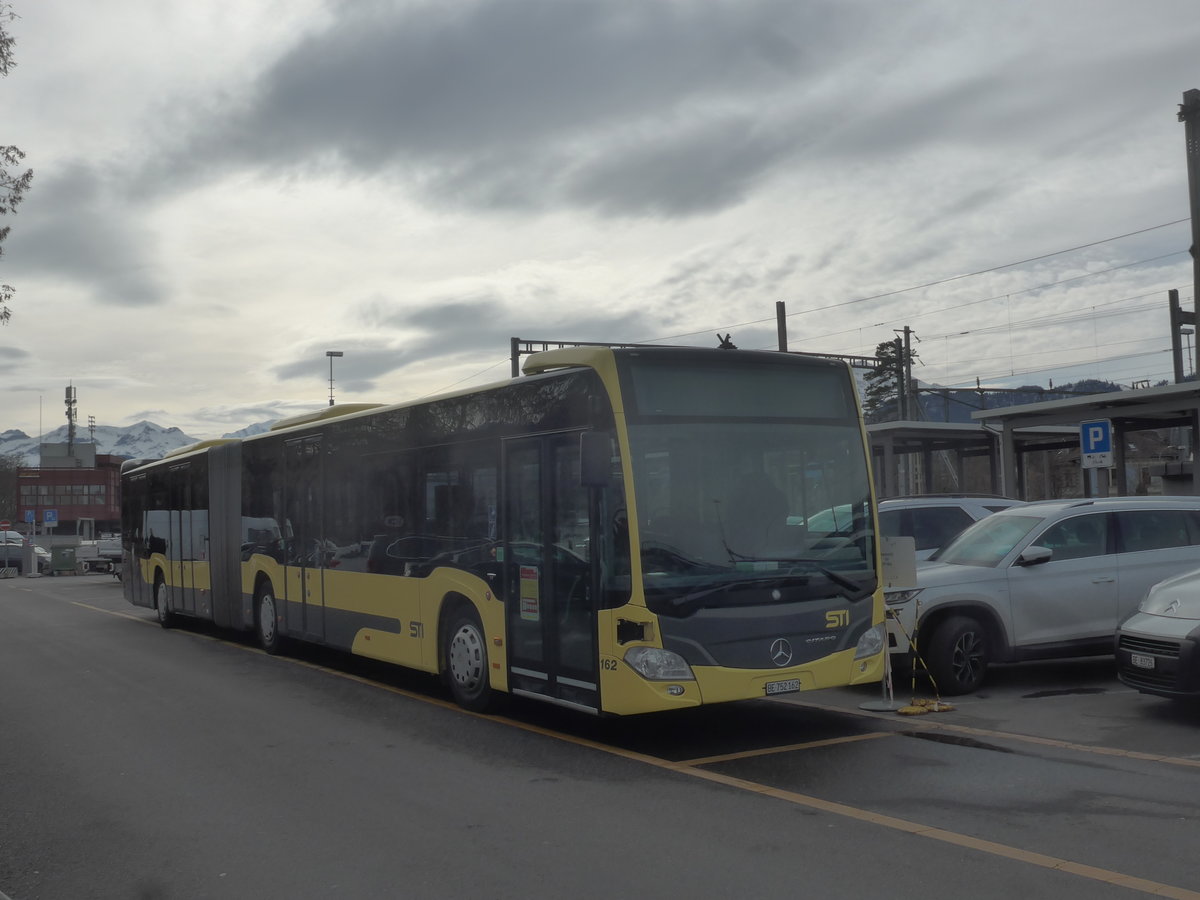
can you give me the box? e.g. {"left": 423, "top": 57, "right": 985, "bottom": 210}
{"left": 256, "top": 583, "right": 285, "bottom": 655}
{"left": 155, "top": 575, "right": 174, "bottom": 629}
{"left": 443, "top": 606, "right": 492, "bottom": 712}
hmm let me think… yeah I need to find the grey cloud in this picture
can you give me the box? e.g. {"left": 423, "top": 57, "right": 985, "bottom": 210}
{"left": 0, "top": 345, "right": 33, "bottom": 363}
{"left": 126, "top": 408, "right": 173, "bottom": 423}
{"left": 192, "top": 402, "right": 305, "bottom": 424}
{"left": 0, "top": 346, "right": 33, "bottom": 381}
{"left": 272, "top": 341, "right": 407, "bottom": 390}
{"left": 564, "top": 115, "right": 801, "bottom": 216}
{"left": 6, "top": 165, "right": 166, "bottom": 307}
{"left": 157, "top": 0, "right": 855, "bottom": 217}
{"left": 241, "top": 0, "right": 819, "bottom": 158}
{"left": 354, "top": 288, "right": 669, "bottom": 361}
{"left": 651, "top": 242, "right": 806, "bottom": 323}
{"left": 363, "top": 296, "right": 505, "bottom": 331}
{"left": 815, "top": 26, "right": 1200, "bottom": 166}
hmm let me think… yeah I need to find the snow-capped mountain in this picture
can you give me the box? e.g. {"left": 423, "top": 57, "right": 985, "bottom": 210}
{"left": 220, "top": 421, "right": 274, "bottom": 440}
{"left": 0, "top": 419, "right": 278, "bottom": 466}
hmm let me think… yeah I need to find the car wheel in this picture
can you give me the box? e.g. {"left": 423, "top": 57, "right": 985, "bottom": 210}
{"left": 443, "top": 605, "right": 493, "bottom": 712}
{"left": 155, "top": 575, "right": 174, "bottom": 629}
{"left": 256, "top": 582, "right": 285, "bottom": 654}
{"left": 925, "top": 615, "right": 989, "bottom": 695}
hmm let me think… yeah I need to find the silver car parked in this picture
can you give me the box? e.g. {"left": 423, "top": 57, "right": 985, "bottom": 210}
{"left": 1116, "top": 566, "right": 1200, "bottom": 700}
{"left": 887, "top": 497, "right": 1200, "bottom": 695}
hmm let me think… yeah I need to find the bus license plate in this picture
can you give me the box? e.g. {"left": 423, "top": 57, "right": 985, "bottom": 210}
{"left": 765, "top": 679, "right": 800, "bottom": 696}
{"left": 1130, "top": 653, "right": 1155, "bottom": 670}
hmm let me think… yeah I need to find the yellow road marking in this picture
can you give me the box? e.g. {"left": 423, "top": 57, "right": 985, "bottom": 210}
{"left": 73, "top": 599, "right": 1200, "bottom": 899}
{"left": 792, "top": 697, "right": 1200, "bottom": 769}
{"left": 680, "top": 731, "right": 893, "bottom": 766}
{"left": 492, "top": 717, "right": 1200, "bottom": 900}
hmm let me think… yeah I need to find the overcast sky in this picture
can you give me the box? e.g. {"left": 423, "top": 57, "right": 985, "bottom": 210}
{"left": 2, "top": 0, "right": 1198, "bottom": 440}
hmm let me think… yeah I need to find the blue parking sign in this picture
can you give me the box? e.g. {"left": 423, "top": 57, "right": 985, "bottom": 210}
{"left": 44, "top": 509, "right": 58, "bottom": 525}
{"left": 24, "top": 509, "right": 35, "bottom": 523}
{"left": 1080, "top": 419, "right": 1113, "bottom": 469}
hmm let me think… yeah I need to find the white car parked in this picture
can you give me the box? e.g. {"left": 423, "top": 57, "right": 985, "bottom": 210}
{"left": 879, "top": 495, "right": 1024, "bottom": 561}
{"left": 1116, "top": 566, "right": 1200, "bottom": 700}
{"left": 887, "top": 497, "right": 1200, "bottom": 694}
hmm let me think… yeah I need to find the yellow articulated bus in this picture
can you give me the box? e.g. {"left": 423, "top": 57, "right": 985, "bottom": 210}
{"left": 122, "top": 346, "right": 885, "bottom": 715}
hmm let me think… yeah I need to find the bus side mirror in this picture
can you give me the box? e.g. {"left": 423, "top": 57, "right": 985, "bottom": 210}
{"left": 580, "top": 432, "right": 612, "bottom": 488}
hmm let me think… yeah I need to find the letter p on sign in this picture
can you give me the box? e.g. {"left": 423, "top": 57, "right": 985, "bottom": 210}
{"left": 1081, "top": 419, "right": 1113, "bottom": 468}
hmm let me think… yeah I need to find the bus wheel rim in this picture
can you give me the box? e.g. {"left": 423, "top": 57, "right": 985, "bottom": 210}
{"left": 449, "top": 624, "right": 483, "bottom": 690}
{"left": 260, "top": 594, "right": 276, "bottom": 643}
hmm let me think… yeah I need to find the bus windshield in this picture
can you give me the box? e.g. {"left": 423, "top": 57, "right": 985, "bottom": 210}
{"left": 619, "top": 353, "right": 877, "bottom": 617}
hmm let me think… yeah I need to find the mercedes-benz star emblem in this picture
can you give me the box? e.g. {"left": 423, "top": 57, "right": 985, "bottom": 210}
{"left": 770, "top": 638, "right": 793, "bottom": 667}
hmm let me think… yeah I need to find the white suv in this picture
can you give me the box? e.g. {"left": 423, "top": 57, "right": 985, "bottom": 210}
{"left": 887, "top": 497, "right": 1200, "bottom": 694}
{"left": 879, "top": 495, "right": 1024, "bottom": 561}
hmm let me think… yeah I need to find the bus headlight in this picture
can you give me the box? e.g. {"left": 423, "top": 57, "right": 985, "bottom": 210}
{"left": 854, "top": 623, "right": 885, "bottom": 659}
{"left": 624, "top": 647, "right": 696, "bottom": 681}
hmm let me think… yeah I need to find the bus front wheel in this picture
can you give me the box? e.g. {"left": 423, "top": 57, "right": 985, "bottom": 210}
{"left": 256, "top": 583, "right": 285, "bottom": 655}
{"left": 443, "top": 605, "right": 492, "bottom": 712}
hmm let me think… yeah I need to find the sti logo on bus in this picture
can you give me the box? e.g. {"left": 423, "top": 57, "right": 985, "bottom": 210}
{"left": 826, "top": 610, "right": 849, "bottom": 628}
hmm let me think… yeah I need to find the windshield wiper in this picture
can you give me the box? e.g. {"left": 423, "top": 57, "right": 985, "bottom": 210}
{"left": 652, "top": 566, "right": 873, "bottom": 617}
{"left": 724, "top": 556, "right": 873, "bottom": 599}
{"left": 652, "top": 574, "right": 809, "bottom": 617}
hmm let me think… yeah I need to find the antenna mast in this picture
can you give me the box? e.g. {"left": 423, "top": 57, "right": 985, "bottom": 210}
{"left": 65, "top": 384, "right": 78, "bottom": 455}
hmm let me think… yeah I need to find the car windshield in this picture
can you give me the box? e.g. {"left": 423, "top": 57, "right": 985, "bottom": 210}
{"left": 934, "top": 514, "right": 1043, "bottom": 567}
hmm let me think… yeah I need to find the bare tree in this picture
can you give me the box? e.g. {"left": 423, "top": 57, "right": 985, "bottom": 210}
{"left": 1, "top": 2, "right": 34, "bottom": 325}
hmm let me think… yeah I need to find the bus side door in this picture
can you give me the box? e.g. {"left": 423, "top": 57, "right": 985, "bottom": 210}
{"left": 284, "top": 436, "right": 326, "bottom": 641}
{"left": 167, "top": 462, "right": 196, "bottom": 616}
{"left": 503, "top": 433, "right": 599, "bottom": 713}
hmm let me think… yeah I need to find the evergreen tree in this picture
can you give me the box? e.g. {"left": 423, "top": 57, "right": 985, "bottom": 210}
{"left": 862, "top": 339, "right": 918, "bottom": 422}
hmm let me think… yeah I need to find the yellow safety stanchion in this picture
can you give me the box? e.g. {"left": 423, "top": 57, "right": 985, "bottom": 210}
{"left": 891, "top": 598, "right": 955, "bottom": 715}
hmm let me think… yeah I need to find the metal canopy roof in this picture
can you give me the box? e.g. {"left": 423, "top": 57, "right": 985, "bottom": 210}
{"left": 969, "top": 382, "right": 1200, "bottom": 497}
{"left": 970, "top": 381, "right": 1200, "bottom": 428}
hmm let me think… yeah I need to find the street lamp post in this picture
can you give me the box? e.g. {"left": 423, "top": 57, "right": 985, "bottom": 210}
{"left": 326, "top": 350, "right": 343, "bottom": 406}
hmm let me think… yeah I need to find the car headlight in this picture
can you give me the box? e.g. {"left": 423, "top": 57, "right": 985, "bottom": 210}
{"left": 624, "top": 647, "right": 696, "bottom": 681}
{"left": 854, "top": 623, "right": 885, "bottom": 659}
{"left": 885, "top": 588, "right": 923, "bottom": 606}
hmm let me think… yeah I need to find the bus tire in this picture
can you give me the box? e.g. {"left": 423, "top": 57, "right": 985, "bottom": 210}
{"left": 443, "top": 604, "right": 493, "bottom": 712}
{"left": 925, "top": 615, "right": 988, "bottom": 696}
{"left": 255, "top": 581, "right": 286, "bottom": 655}
{"left": 154, "top": 574, "right": 174, "bottom": 629}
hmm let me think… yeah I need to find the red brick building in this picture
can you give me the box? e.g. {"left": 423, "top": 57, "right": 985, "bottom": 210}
{"left": 17, "top": 446, "right": 123, "bottom": 537}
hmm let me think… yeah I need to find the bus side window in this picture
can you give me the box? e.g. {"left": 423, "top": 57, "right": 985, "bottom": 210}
{"left": 362, "top": 454, "right": 414, "bottom": 576}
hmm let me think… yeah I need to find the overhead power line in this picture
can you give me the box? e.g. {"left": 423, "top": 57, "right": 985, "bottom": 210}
{"left": 643, "top": 218, "right": 1191, "bottom": 345}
